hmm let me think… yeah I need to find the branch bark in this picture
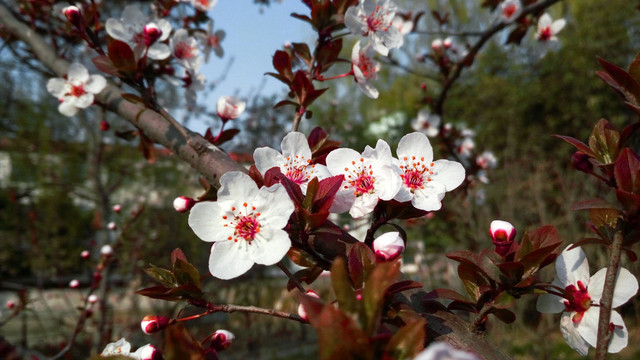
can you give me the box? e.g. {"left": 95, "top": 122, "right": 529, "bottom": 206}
{"left": 0, "top": 3, "right": 246, "bottom": 186}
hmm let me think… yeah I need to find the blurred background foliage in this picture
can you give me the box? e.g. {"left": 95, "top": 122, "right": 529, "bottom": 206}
{"left": 1, "top": 0, "right": 639, "bottom": 359}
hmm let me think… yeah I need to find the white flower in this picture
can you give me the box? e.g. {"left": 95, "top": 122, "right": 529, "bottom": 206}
{"left": 456, "top": 137, "right": 475, "bottom": 158}
{"left": 100, "top": 338, "right": 160, "bottom": 360}
{"left": 170, "top": 29, "right": 202, "bottom": 71}
{"left": 536, "top": 245, "right": 638, "bottom": 355}
{"left": 413, "top": 342, "right": 479, "bottom": 360}
{"left": 535, "top": 13, "right": 566, "bottom": 42}
{"left": 431, "top": 38, "right": 443, "bottom": 52}
{"left": 345, "top": 0, "right": 404, "bottom": 56}
{"left": 411, "top": 110, "right": 441, "bottom": 137}
{"left": 188, "top": 172, "right": 295, "bottom": 280}
{"left": 253, "top": 132, "right": 331, "bottom": 193}
{"left": 498, "top": 0, "right": 521, "bottom": 22}
{"left": 326, "top": 140, "right": 402, "bottom": 218}
{"left": 476, "top": 151, "right": 497, "bottom": 169}
{"left": 189, "top": 0, "right": 217, "bottom": 12}
{"left": 372, "top": 232, "right": 404, "bottom": 261}
{"left": 105, "top": 5, "right": 172, "bottom": 60}
{"left": 351, "top": 41, "right": 381, "bottom": 99}
{"left": 392, "top": 14, "right": 413, "bottom": 35}
{"left": 216, "top": 96, "right": 246, "bottom": 121}
{"left": 100, "top": 244, "right": 113, "bottom": 256}
{"left": 394, "top": 133, "right": 465, "bottom": 211}
{"left": 196, "top": 20, "right": 226, "bottom": 63}
{"left": 46, "top": 63, "right": 106, "bottom": 117}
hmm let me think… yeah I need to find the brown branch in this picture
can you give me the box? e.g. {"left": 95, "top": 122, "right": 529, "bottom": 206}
{"left": 212, "top": 304, "right": 306, "bottom": 323}
{"left": 0, "top": 3, "right": 246, "bottom": 186}
{"left": 595, "top": 231, "right": 624, "bottom": 360}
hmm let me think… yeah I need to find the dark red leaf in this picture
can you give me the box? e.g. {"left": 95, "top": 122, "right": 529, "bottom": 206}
{"left": 212, "top": 128, "right": 240, "bottom": 146}
{"left": 597, "top": 56, "right": 640, "bottom": 104}
{"left": 571, "top": 198, "right": 617, "bottom": 211}
{"left": 92, "top": 55, "right": 118, "bottom": 76}
{"left": 107, "top": 39, "right": 136, "bottom": 73}
{"left": 615, "top": 148, "right": 640, "bottom": 194}
{"left": 553, "top": 134, "right": 595, "bottom": 157}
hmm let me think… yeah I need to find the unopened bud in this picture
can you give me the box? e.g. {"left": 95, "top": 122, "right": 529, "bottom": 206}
{"left": 6, "top": 300, "right": 16, "bottom": 310}
{"left": 88, "top": 294, "right": 98, "bottom": 304}
{"left": 107, "top": 222, "right": 117, "bottom": 230}
{"left": 572, "top": 151, "right": 594, "bottom": 174}
{"left": 63, "top": 6, "right": 83, "bottom": 28}
{"left": 297, "top": 290, "right": 319, "bottom": 320}
{"left": 216, "top": 96, "right": 246, "bottom": 122}
{"left": 100, "top": 244, "right": 113, "bottom": 257}
{"left": 141, "top": 315, "right": 170, "bottom": 334}
{"left": 112, "top": 204, "right": 122, "bottom": 213}
{"left": 92, "top": 271, "right": 103, "bottom": 285}
{"left": 143, "top": 23, "right": 163, "bottom": 46}
{"left": 80, "top": 250, "right": 90, "bottom": 259}
{"left": 210, "top": 329, "right": 235, "bottom": 351}
{"left": 489, "top": 220, "right": 516, "bottom": 256}
{"left": 443, "top": 37, "right": 453, "bottom": 49}
{"left": 100, "top": 120, "right": 110, "bottom": 131}
{"left": 173, "top": 196, "right": 195, "bottom": 213}
{"left": 431, "top": 38, "right": 443, "bottom": 51}
{"left": 136, "top": 344, "right": 163, "bottom": 360}
{"left": 373, "top": 232, "right": 405, "bottom": 261}
{"left": 69, "top": 279, "right": 80, "bottom": 288}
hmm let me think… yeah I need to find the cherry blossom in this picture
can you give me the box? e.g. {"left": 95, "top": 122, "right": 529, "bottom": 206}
{"left": 46, "top": 63, "right": 106, "bottom": 117}
{"left": 411, "top": 110, "right": 441, "bottom": 137}
{"left": 170, "top": 29, "right": 202, "bottom": 71}
{"left": 253, "top": 132, "right": 331, "bottom": 193}
{"left": 476, "top": 151, "right": 498, "bottom": 169}
{"left": 351, "top": 41, "right": 381, "bottom": 99}
{"left": 105, "top": 5, "right": 172, "bottom": 60}
{"left": 413, "top": 342, "right": 479, "bottom": 360}
{"left": 100, "top": 338, "right": 161, "bottom": 360}
{"left": 216, "top": 96, "right": 246, "bottom": 121}
{"left": 537, "top": 245, "right": 638, "bottom": 355}
{"left": 345, "top": 0, "right": 404, "bottom": 56}
{"left": 394, "top": 132, "right": 465, "bottom": 211}
{"left": 372, "top": 231, "right": 405, "bottom": 261}
{"left": 392, "top": 14, "right": 413, "bottom": 35}
{"left": 535, "top": 13, "right": 566, "bottom": 42}
{"left": 498, "top": 0, "right": 522, "bottom": 22}
{"left": 326, "top": 139, "right": 402, "bottom": 218}
{"left": 189, "top": 0, "right": 218, "bottom": 12}
{"left": 188, "top": 172, "right": 295, "bottom": 280}
{"left": 196, "top": 20, "right": 226, "bottom": 63}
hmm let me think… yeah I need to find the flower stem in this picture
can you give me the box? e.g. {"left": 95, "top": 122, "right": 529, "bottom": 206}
{"left": 595, "top": 231, "right": 624, "bottom": 360}
{"left": 277, "top": 261, "right": 306, "bottom": 293}
{"left": 470, "top": 303, "right": 494, "bottom": 334}
{"left": 317, "top": 71, "right": 353, "bottom": 81}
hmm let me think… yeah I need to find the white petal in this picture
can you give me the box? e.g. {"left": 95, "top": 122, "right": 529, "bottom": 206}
{"left": 147, "top": 44, "right": 171, "bottom": 60}
{"left": 68, "top": 63, "right": 89, "bottom": 82}
{"left": 217, "top": 172, "right": 259, "bottom": 203}
{"left": 254, "top": 184, "right": 294, "bottom": 230}
{"left": 588, "top": 267, "right": 638, "bottom": 308}
{"left": 249, "top": 227, "right": 291, "bottom": 265}
{"left": 85, "top": 75, "right": 106, "bottom": 94}
{"left": 344, "top": 6, "right": 365, "bottom": 35}
{"left": 411, "top": 182, "right": 446, "bottom": 211}
{"left": 326, "top": 148, "right": 361, "bottom": 175}
{"left": 607, "top": 311, "right": 628, "bottom": 353}
{"left": 208, "top": 241, "right": 254, "bottom": 280}
{"left": 46, "top": 78, "right": 67, "bottom": 98}
{"left": 397, "top": 132, "right": 434, "bottom": 163}
{"left": 552, "top": 19, "right": 566, "bottom": 34}
{"left": 538, "top": 13, "right": 552, "bottom": 29}
{"left": 156, "top": 19, "right": 173, "bottom": 41}
{"left": 188, "top": 201, "right": 231, "bottom": 242}
{"left": 101, "top": 338, "right": 132, "bottom": 356}
{"left": 576, "top": 307, "right": 600, "bottom": 349}
{"left": 393, "top": 186, "right": 413, "bottom": 203}
{"left": 253, "top": 147, "right": 285, "bottom": 175}
{"left": 379, "top": 26, "right": 403, "bottom": 50}
{"left": 349, "top": 192, "right": 378, "bottom": 218}
{"left": 536, "top": 292, "right": 565, "bottom": 314}
{"left": 122, "top": 5, "right": 144, "bottom": 25}
{"left": 356, "top": 80, "right": 379, "bottom": 99}
{"left": 74, "top": 93, "right": 94, "bottom": 109}
{"left": 329, "top": 189, "right": 355, "bottom": 214}
{"left": 560, "top": 312, "right": 590, "bottom": 356}
{"left": 58, "top": 100, "right": 78, "bottom": 117}
{"left": 431, "top": 159, "right": 465, "bottom": 191}
{"left": 374, "top": 165, "right": 402, "bottom": 200}
{"left": 281, "top": 132, "right": 312, "bottom": 159}
{"left": 555, "top": 245, "right": 590, "bottom": 287}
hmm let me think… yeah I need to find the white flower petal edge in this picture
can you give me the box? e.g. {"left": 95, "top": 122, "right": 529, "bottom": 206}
{"left": 588, "top": 267, "right": 638, "bottom": 307}
{"left": 559, "top": 313, "right": 590, "bottom": 356}
{"left": 188, "top": 171, "right": 295, "bottom": 280}
{"left": 554, "top": 245, "right": 589, "bottom": 286}
{"left": 413, "top": 341, "right": 479, "bottom": 360}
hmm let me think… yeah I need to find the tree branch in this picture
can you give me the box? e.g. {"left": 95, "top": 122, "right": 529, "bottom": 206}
{"left": 595, "top": 231, "right": 624, "bottom": 359}
{"left": 0, "top": 3, "right": 246, "bottom": 186}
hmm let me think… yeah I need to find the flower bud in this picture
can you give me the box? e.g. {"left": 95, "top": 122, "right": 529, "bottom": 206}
{"left": 136, "top": 344, "right": 163, "bottom": 360}
{"left": 112, "top": 204, "right": 122, "bottom": 213}
{"left": 489, "top": 220, "right": 516, "bottom": 256}
{"left": 63, "top": 6, "right": 83, "bottom": 28}
{"left": 141, "top": 315, "right": 170, "bottom": 335}
{"left": 143, "top": 23, "right": 163, "bottom": 46}
{"left": 297, "top": 290, "right": 319, "bottom": 321}
{"left": 443, "top": 37, "right": 453, "bottom": 49}
{"left": 210, "top": 329, "right": 235, "bottom": 351}
{"left": 431, "top": 38, "right": 443, "bottom": 51}
{"left": 69, "top": 279, "right": 80, "bottom": 288}
{"left": 92, "top": 271, "right": 103, "bottom": 285}
{"left": 173, "top": 196, "right": 195, "bottom": 213}
{"left": 6, "top": 300, "right": 16, "bottom": 310}
{"left": 80, "top": 250, "right": 90, "bottom": 259}
{"left": 216, "top": 96, "right": 246, "bottom": 122}
{"left": 107, "top": 222, "right": 117, "bottom": 230}
{"left": 100, "top": 244, "right": 113, "bottom": 257}
{"left": 88, "top": 294, "right": 98, "bottom": 304}
{"left": 100, "top": 120, "right": 110, "bottom": 132}
{"left": 373, "top": 232, "right": 405, "bottom": 261}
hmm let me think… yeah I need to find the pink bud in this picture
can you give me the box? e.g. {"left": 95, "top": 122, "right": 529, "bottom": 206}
{"left": 80, "top": 250, "right": 90, "bottom": 259}
{"left": 6, "top": 300, "right": 16, "bottom": 310}
{"left": 107, "top": 222, "right": 117, "bottom": 230}
{"left": 100, "top": 244, "right": 113, "bottom": 257}
{"left": 100, "top": 120, "right": 110, "bottom": 131}
{"left": 69, "top": 279, "right": 80, "bottom": 288}
{"left": 88, "top": 294, "right": 98, "bottom": 304}
{"left": 141, "top": 315, "right": 170, "bottom": 334}
{"left": 173, "top": 196, "right": 195, "bottom": 213}
{"left": 92, "top": 271, "right": 103, "bottom": 285}
{"left": 63, "top": 5, "right": 83, "bottom": 27}
{"left": 137, "top": 344, "right": 163, "bottom": 360}
{"left": 373, "top": 232, "right": 405, "bottom": 261}
{"left": 443, "top": 37, "right": 453, "bottom": 49}
{"left": 210, "top": 329, "right": 235, "bottom": 351}
{"left": 216, "top": 96, "right": 246, "bottom": 122}
{"left": 431, "top": 38, "right": 443, "bottom": 51}
{"left": 143, "top": 23, "right": 163, "bottom": 46}
{"left": 112, "top": 204, "right": 122, "bottom": 213}
{"left": 297, "top": 290, "right": 319, "bottom": 320}
{"left": 489, "top": 220, "right": 516, "bottom": 256}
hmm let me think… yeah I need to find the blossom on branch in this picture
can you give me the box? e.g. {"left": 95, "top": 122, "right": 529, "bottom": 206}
{"left": 498, "top": 0, "right": 522, "bottom": 22}
{"left": 106, "top": 5, "right": 172, "bottom": 60}
{"left": 189, "top": 0, "right": 218, "bottom": 12}
{"left": 411, "top": 110, "right": 441, "bottom": 138}
{"left": 216, "top": 96, "right": 246, "bottom": 121}
{"left": 254, "top": 132, "right": 331, "bottom": 193}
{"left": 170, "top": 29, "right": 202, "bottom": 71}
{"left": 351, "top": 41, "right": 381, "bottom": 99}
{"left": 46, "top": 63, "right": 106, "bottom": 117}
{"left": 326, "top": 140, "right": 402, "bottom": 218}
{"left": 394, "top": 132, "right": 465, "bottom": 211}
{"left": 535, "top": 13, "right": 566, "bottom": 42}
{"left": 345, "top": 0, "right": 404, "bottom": 56}
{"left": 100, "top": 338, "right": 161, "bottom": 360}
{"left": 536, "top": 245, "right": 638, "bottom": 355}
{"left": 196, "top": 20, "right": 226, "bottom": 63}
{"left": 188, "top": 172, "right": 295, "bottom": 280}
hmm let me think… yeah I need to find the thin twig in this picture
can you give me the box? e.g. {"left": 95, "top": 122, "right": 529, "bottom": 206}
{"left": 595, "top": 231, "right": 624, "bottom": 360}
{"left": 277, "top": 261, "right": 306, "bottom": 293}
{"left": 212, "top": 304, "right": 306, "bottom": 323}
{"left": 470, "top": 303, "right": 495, "bottom": 334}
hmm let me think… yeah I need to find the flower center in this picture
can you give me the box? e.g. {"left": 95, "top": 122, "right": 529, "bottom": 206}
{"left": 197, "top": 0, "right": 210, "bottom": 7}
{"left": 68, "top": 84, "right": 86, "bottom": 97}
{"left": 503, "top": 4, "right": 517, "bottom": 19}
{"left": 399, "top": 156, "right": 434, "bottom": 192}
{"left": 357, "top": 54, "right": 377, "bottom": 79}
{"left": 343, "top": 158, "right": 377, "bottom": 196}
{"left": 365, "top": 6, "right": 391, "bottom": 33}
{"left": 283, "top": 155, "right": 314, "bottom": 186}
{"left": 539, "top": 27, "right": 552, "bottom": 41}
{"left": 175, "top": 42, "right": 196, "bottom": 59}
{"left": 208, "top": 35, "right": 220, "bottom": 47}
{"left": 221, "top": 203, "right": 262, "bottom": 244}
{"left": 563, "top": 280, "right": 591, "bottom": 323}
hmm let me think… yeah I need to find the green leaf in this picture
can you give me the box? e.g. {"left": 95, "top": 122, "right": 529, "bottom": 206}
{"left": 588, "top": 119, "right": 620, "bottom": 164}
{"left": 330, "top": 257, "right": 358, "bottom": 314}
{"left": 493, "top": 291, "right": 516, "bottom": 309}
{"left": 144, "top": 265, "right": 176, "bottom": 287}
{"left": 589, "top": 208, "right": 619, "bottom": 229}
{"left": 173, "top": 259, "right": 201, "bottom": 288}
